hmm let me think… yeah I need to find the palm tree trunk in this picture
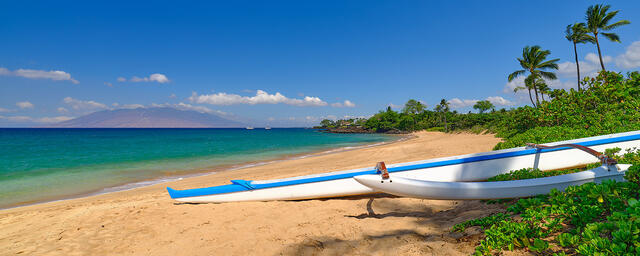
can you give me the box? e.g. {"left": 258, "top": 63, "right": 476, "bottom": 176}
{"left": 444, "top": 113, "right": 447, "bottom": 132}
{"left": 595, "top": 34, "right": 606, "bottom": 71}
{"left": 527, "top": 88, "right": 536, "bottom": 107}
{"left": 573, "top": 42, "right": 581, "bottom": 90}
{"left": 533, "top": 86, "right": 541, "bottom": 106}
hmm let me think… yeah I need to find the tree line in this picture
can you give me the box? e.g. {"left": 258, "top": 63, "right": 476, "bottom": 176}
{"left": 318, "top": 4, "right": 632, "bottom": 136}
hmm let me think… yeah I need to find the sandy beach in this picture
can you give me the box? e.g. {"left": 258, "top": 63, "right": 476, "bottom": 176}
{"left": 0, "top": 131, "right": 506, "bottom": 256}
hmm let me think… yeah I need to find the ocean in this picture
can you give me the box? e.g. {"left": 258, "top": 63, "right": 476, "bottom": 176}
{"left": 0, "top": 128, "right": 394, "bottom": 209}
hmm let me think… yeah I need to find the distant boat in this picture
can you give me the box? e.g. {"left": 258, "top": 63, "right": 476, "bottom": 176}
{"left": 265, "top": 126, "right": 271, "bottom": 130}
{"left": 245, "top": 126, "right": 254, "bottom": 130}
{"left": 167, "top": 131, "right": 640, "bottom": 203}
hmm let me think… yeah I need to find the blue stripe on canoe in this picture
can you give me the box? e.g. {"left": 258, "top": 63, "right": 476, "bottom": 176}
{"left": 167, "top": 132, "right": 640, "bottom": 199}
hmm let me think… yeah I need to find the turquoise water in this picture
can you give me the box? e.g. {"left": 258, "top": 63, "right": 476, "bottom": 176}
{"left": 0, "top": 128, "right": 393, "bottom": 208}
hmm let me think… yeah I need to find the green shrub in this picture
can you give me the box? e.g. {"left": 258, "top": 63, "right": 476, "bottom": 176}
{"left": 453, "top": 151, "right": 640, "bottom": 255}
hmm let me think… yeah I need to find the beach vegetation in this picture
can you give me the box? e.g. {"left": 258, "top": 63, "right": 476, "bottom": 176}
{"left": 321, "top": 71, "right": 640, "bottom": 148}
{"left": 487, "top": 167, "right": 587, "bottom": 182}
{"left": 452, "top": 151, "right": 640, "bottom": 255}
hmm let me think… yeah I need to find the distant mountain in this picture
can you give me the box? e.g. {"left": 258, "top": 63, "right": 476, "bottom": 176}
{"left": 48, "top": 107, "right": 245, "bottom": 128}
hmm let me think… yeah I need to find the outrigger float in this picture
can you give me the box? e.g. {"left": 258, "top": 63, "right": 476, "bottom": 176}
{"left": 167, "top": 131, "right": 640, "bottom": 203}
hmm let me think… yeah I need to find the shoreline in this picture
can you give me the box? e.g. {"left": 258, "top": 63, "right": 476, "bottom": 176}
{"left": 1, "top": 133, "right": 408, "bottom": 210}
{"left": 1, "top": 131, "right": 503, "bottom": 255}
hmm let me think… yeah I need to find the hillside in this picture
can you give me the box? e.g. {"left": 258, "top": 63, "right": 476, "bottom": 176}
{"left": 49, "top": 107, "right": 245, "bottom": 128}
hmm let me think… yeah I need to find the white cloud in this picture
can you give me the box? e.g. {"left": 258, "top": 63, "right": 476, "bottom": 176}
{"left": 146, "top": 102, "right": 228, "bottom": 116}
{"left": 175, "top": 102, "right": 228, "bottom": 115}
{"left": 0, "top": 67, "right": 79, "bottom": 84}
{"left": 557, "top": 61, "right": 600, "bottom": 78}
{"left": 104, "top": 82, "right": 113, "bottom": 87}
{"left": 556, "top": 52, "right": 616, "bottom": 80}
{"left": 448, "top": 96, "right": 513, "bottom": 109}
{"left": 504, "top": 76, "right": 526, "bottom": 94}
{"left": 547, "top": 79, "right": 578, "bottom": 90}
{"left": 126, "top": 73, "right": 170, "bottom": 84}
{"left": 119, "top": 104, "right": 145, "bottom": 109}
{"left": 504, "top": 73, "right": 582, "bottom": 97}
{"left": 149, "top": 73, "right": 169, "bottom": 83}
{"left": 63, "top": 97, "right": 109, "bottom": 111}
{"left": 38, "top": 116, "right": 73, "bottom": 123}
{"left": 0, "top": 115, "right": 73, "bottom": 123}
{"left": 0, "top": 107, "right": 11, "bottom": 112}
{"left": 585, "top": 53, "right": 612, "bottom": 64}
{"left": 486, "top": 96, "right": 514, "bottom": 106}
{"left": 16, "top": 101, "right": 34, "bottom": 109}
{"left": 4, "top": 116, "right": 32, "bottom": 122}
{"left": 331, "top": 100, "right": 356, "bottom": 108}
{"left": 615, "top": 41, "right": 640, "bottom": 69}
{"left": 448, "top": 98, "right": 478, "bottom": 109}
{"left": 169, "top": 93, "right": 177, "bottom": 99}
{"left": 189, "top": 90, "right": 328, "bottom": 107}
{"left": 57, "top": 107, "right": 69, "bottom": 113}
{"left": 387, "top": 103, "right": 403, "bottom": 109}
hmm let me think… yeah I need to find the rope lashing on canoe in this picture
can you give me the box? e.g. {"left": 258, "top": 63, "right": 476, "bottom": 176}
{"left": 525, "top": 143, "right": 618, "bottom": 166}
{"left": 376, "top": 162, "right": 390, "bottom": 180}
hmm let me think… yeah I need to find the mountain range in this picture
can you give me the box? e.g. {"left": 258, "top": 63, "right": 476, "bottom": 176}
{"left": 48, "top": 107, "right": 246, "bottom": 128}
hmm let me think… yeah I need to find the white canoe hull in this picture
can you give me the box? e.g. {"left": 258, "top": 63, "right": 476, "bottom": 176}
{"left": 168, "top": 131, "right": 640, "bottom": 203}
{"left": 354, "top": 164, "right": 630, "bottom": 200}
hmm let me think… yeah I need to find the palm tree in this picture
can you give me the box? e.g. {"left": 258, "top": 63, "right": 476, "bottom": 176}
{"left": 473, "top": 100, "right": 494, "bottom": 114}
{"left": 402, "top": 99, "right": 426, "bottom": 115}
{"left": 508, "top": 45, "right": 559, "bottom": 107}
{"left": 565, "top": 23, "right": 594, "bottom": 90}
{"left": 534, "top": 77, "right": 551, "bottom": 102}
{"left": 434, "top": 99, "right": 450, "bottom": 132}
{"left": 512, "top": 84, "right": 536, "bottom": 107}
{"left": 585, "top": 4, "right": 631, "bottom": 71}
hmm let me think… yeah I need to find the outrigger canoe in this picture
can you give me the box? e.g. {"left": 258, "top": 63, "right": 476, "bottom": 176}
{"left": 167, "top": 130, "right": 640, "bottom": 203}
{"left": 354, "top": 164, "right": 630, "bottom": 200}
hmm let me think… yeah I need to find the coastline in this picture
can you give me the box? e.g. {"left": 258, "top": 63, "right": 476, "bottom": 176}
{"left": 1, "top": 131, "right": 503, "bottom": 255}
{"left": 1, "top": 132, "right": 405, "bottom": 210}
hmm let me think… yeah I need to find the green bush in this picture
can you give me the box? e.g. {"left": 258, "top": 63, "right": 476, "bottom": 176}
{"left": 453, "top": 151, "right": 640, "bottom": 255}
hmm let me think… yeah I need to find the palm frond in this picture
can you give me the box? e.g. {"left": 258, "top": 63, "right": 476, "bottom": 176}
{"left": 539, "top": 71, "right": 557, "bottom": 80}
{"left": 517, "top": 58, "right": 529, "bottom": 69}
{"left": 565, "top": 24, "right": 573, "bottom": 41}
{"left": 538, "top": 59, "right": 560, "bottom": 70}
{"left": 603, "top": 20, "right": 631, "bottom": 31}
{"left": 586, "top": 5, "right": 599, "bottom": 31}
{"left": 508, "top": 70, "right": 526, "bottom": 81}
{"left": 601, "top": 32, "right": 621, "bottom": 43}
{"left": 600, "top": 10, "right": 619, "bottom": 26}
{"left": 578, "top": 34, "right": 596, "bottom": 44}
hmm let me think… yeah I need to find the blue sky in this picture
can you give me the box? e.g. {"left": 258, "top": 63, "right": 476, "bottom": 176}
{"left": 1, "top": 1, "right": 639, "bottom": 127}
